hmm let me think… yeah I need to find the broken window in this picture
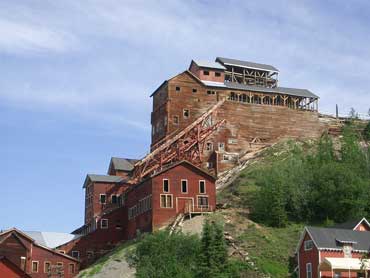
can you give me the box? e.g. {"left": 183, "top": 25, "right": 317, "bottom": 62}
{"left": 111, "top": 195, "right": 118, "bottom": 204}
{"left": 206, "top": 162, "right": 213, "bottom": 169}
{"left": 215, "top": 72, "right": 221, "bottom": 77}
{"left": 183, "top": 109, "right": 189, "bottom": 119}
{"left": 71, "top": 251, "right": 80, "bottom": 259}
{"left": 206, "top": 142, "right": 213, "bottom": 151}
{"left": 203, "top": 70, "right": 209, "bottom": 75}
{"left": 207, "top": 90, "right": 216, "bottom": 95}
{"left": 192, "top": 88, "right": 197, "bottom": 93}
{"left": 69, "top": 264, "right": 75, "bottom": 274}
{"left": 175, "top": 86, "right": 181, "bottom": 92}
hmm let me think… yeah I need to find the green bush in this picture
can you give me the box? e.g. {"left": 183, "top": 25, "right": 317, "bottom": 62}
{"left": 364, "top": 121, "right": 370, "bottom": 141}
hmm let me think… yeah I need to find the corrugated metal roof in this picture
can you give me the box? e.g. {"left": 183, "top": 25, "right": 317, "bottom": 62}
{"left": 111, "top": 157, "right": 138, "bottom": 171}
{"left": 23, "top": 231, "right": 78, "bottom": 249}
{"left": 216, "top": 57, "right": 279, "bottom": 72}
{"left": 83, "top": 174, "right": 126, "bottom": 188}
{"left": 307, "top": 226, "right": 370, "bottom": 251}
{"left": 201, "top": 80, "right": 318, "bottom": 98}
{"left": 192, "top": 60, "right": 226, "bottom": 70}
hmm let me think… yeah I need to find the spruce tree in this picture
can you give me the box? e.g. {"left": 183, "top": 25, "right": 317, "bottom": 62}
{"left": 198, "top": 219, "right": 214, "bottom": 278}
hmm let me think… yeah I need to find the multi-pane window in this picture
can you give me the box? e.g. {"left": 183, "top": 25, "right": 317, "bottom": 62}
{"left": 160, "top": 194, "right": 173, "bottom": 208}
{"left": 181, "top": 180, "right": 188, "bottom": 193}
{"left": 198, "top": 196, "right": 209, "bottom": 208}
{"left": 304, "top": 240, "right": 313, "bottom": 251}
{"left": 32, "top": 261, "right": 39, "bottom": 273}
{"left": 72, "top": 251, "right": 80, "bottom": 259}
{"left": 111, "top": 195, "right": 117, "bottom": 204}
{"left": 101, "top": 219, "right": 108, "bottom": 229}
{"left": 306, "top": 263, "right": 312, "bottom": 278}
{"left": 206, "top": 142, "right": 213, "bottom": 151}
{"left": 199, "top": 180, "right": 206, "bottom": 194}
{"left": 100, "top": 194, "right": 106, "bottom": 204}
{"left": 163, "top": 179, "right": 169, "bottom": 192}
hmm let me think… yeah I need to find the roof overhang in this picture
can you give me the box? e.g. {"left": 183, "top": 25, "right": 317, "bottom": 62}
{"left": 320, "top": 257, "right": 370, "bottom": 271}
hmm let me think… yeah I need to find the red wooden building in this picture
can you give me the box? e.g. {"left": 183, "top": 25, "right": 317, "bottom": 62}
{"left": 0, "top": 256, "right": 31, "bottom": 278}
{"left": 0, "top": 229, "right": 79, "bottom": 278}
{"left": 297, "top": 218, "right": 370, "bottom": 278}
{"left": 57, "top": 160, "right": 216, "bottom": 268}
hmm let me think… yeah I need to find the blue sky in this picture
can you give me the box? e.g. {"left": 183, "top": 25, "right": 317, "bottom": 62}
{"left": 1, "top": 0, "right": 370, "bottom": 233}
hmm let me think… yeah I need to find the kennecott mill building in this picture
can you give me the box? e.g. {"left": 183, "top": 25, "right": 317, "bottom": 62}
{"left": 297, "top": 218, "right": 370, "bottom": 278}
{"left": 56, "top": 160, "right": 216, "bottom": 268}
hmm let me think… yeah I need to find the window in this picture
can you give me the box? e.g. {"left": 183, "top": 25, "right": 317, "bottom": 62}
{"left": 44, "top": 261, "right": 51, "bottom": 273}
{"left": 72, "top": 250, "right": 80, "bottom": 259}
{"left": 218, "top": 142, "right": 225, "bottom": 151}
{"left": 223, "top": 154, "right": 231, "bottom": 161}
{"left": 87, "top": 251, "right": 94, "bottom": 259}
{"left": 160, "top": 194, "right": 173, "bottom": 208}
{"left": 199, "top": 180, "right": 206, "bottom": 194}
{"left": 183, "top": 109, "right": 189, "bottom": 119}
{"left": 206, "top": 142, "right": 213, "bottom": 151}
{"left": 32, "top": 261, "right": 39, "bottom": 273}
{"left": 101, "top": 219, "right": 108, "bottom": 229}
{"left": 163, "top": 179, "right": 169, "bottom": 193}
{"left": 69, "top": 263, "right": 75, "bottom": 274}
{"left": 164, "top": 116, "right": 168, "bottom": 126}
{"left": 100, "top": 194, "right": 106, "bottom": 204}
{"left": 173, "top": 115, "right": 179, "bottom": 125}
{"left": 304, "top": 240, "right": 313, "bottom": 251}
{"left": 198, "top": 196, "right": 209, "bottom": 208}
{"left": 116, "top": 219, "right": 122, "bottom": 230}
{"left": 207, "top": 90, "right": 216, "bottom": 95}
{"left": 175, "top": 86, "right": 181, "bottom": 92}
{"left": 181, "top": 180, "right": 188, "bottom": 193}
{"left": 20, "top": 257, "right": 26, "bottom": 271}
{"left": 58, "top": 250, "right": 66, "bottom": 254}
{"left": 215, "top": 72, "right": 221, "bottom": 77}
{"left": 111, "top": 195, "right": 118, "bottom": 204}
{"left": 192, "top": 88, "right": 197, "bottom": 93}
{"left": 206, "top": 162, "right": 213, "bottom": 169}
{"left": 203, "top": 70, "right": 209, "bottom": 75}
{"left": 334, "top": 273, "right": 341, "bottom": 278}
{"left": 306, "top": 263, "right": 312, "bottom": 278}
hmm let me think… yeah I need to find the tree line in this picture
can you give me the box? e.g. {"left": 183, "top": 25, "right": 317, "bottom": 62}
{"left": 252, "top": 122, "right": 370, "bottom": 227}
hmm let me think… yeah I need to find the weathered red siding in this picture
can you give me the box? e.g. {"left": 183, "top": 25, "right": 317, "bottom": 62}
{"left": 298, "top": 232, "right": 319, "bottom": 278}
{"left": 0, "top": 257, "right": 30, "bottom": 278}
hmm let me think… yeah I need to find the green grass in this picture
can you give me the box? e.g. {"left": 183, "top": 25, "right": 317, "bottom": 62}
{"left": 78, "top": 240, "right": 137, "bottom": 277}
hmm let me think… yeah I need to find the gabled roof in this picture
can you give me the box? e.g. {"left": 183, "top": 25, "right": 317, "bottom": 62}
{"left": 332, "top": 218, "right": 370, "bottom": 230}
{"left": 190, "top": 60, "right": 226, "bottom": 70}
{"left": 83, "top": 174, "right": 126, "bottom": 188}
{"left": 0, "top": 256, "right": 32, "bottom": 277}
{"left": 216, "top": 57, "right": 279, "bottom": 72}
{"left": 109, "top": 157, "right": 138, "bottom": 172}
{"left": 23, "top": 231, "right": 79, "bottom": 249}
{"left": 306, "top": 226, "right": 370, "bottom": 252}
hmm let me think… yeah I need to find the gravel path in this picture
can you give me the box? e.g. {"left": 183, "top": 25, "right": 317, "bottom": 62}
{"left": 91, "top": 258, "right": 136, "bottom": 278}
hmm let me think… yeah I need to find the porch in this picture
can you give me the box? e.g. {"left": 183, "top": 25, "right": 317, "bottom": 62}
{"left": 320, "top": 258, "right": 370, "bottom": 278}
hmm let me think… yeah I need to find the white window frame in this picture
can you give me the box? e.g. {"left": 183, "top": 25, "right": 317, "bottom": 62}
{"left": 197, "top": 195, "right": 209, "bottom": 209}
{"left": 69, "top": 263, "right": 75, "bottom": 274}
{"left": 44, "top": 261, "right": 51, "bottom": 273}
{"left": 71, "top": 250, "right": 80, "bottom": 259}
{"left": 181, "top": 179, "right": 188, "bottom": 194}
{"left": 306, "top": 263, "right": 312, "bottom": 278}
{"left": 32, "top": 261, "right": 39, "bottom": 273}
{"left": 304, "top": 240, "right": 313, "bottom": 251}
{"left": 99, "top": 194, "right": 106, "bottom": 204}
{"left": 206, "top": 142, "right": 213, "bottom": 151}
{"left": 163, "top": 179, "right": 170, "bottom": 193}
{"left": 101, "top": 218, "right": 109, "bottom": 229}
{"left": 111, "top": 194, "right": 119, "bottom": 204}
{"left": 199, "top": 180, "right": 206, "bottom": 194}
{"left": 183, "top": 109, "right": 190, "bottom": 119}
{"left": 160, "top": 194, "right": 173, "bottom": 208}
